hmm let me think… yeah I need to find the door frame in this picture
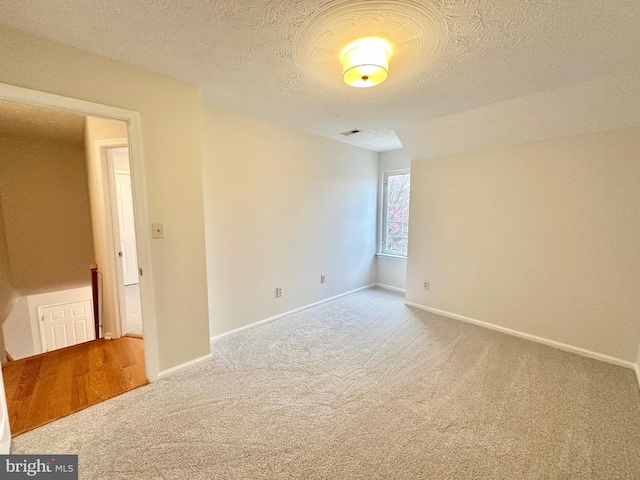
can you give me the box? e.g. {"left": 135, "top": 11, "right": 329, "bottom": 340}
{"left": 0, "top": 83, "right": 159, "bottom": 384}
{"left": 98, "top": 140, "right": 135, "bottom": 339}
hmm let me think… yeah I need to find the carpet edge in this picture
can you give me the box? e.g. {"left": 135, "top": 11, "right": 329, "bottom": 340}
{"left": 405, "top": 301, "right": 636, "bottom": 371}
{"left": 210, "top": 284, "right": 377, "bottom": 343}
{"left": 375, "top": 283, "right": 406, "bottom": 294}
{"left": 158, "top": 354, "right": 213, "bottom": 379}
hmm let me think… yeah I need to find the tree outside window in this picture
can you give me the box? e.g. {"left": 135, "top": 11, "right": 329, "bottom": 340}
{"left": 382, "top": 171, "right": 410, "bottom": 256}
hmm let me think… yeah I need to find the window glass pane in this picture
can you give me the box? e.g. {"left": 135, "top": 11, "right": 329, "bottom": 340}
{"left": 383, "top": 172, "right": 410, "bottom": 256}
{"left": 388, "top": 237, "right": 403, "bottom": 252}
{"left": 388, "top": 221, "right": 402, "bottom": 236}
{"left": 388, "top": 175, "right": 403, "bottom": 189}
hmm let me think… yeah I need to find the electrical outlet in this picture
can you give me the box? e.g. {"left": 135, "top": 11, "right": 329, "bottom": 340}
{"left": 423, "top": 281, "right": 429, "bottom": 290}
{"left": 276, "top": 287, "right": 283, "bottom": 297}
{"left": 321, "top": 275, "right": 326, "bottom": 284}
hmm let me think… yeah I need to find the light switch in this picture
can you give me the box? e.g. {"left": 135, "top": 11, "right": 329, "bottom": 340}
{"left": 152, "top": 223, "right": 165, "bottom": 239}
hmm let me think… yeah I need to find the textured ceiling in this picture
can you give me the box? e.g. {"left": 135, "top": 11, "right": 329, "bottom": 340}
{"left": 0, "top": 100, "right": 85, "bottom": 142}
{"left": 0, "top": 1, "right": 639, "bottom": 151}
{"left": 292, "top": 0, "right": 448, "bottom": 88}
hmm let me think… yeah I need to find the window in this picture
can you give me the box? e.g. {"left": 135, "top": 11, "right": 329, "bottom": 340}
{"left": 381, "top": 170, "right": 410, "bottom": 256}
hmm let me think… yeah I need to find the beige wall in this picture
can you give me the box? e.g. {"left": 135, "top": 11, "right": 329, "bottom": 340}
{"left": 405, "top": 128, "right": 640, "bottom": 362}
{"left": 0, "top": 199, "right": 17, "bottom": 320}
{"left": 0, "top": 25, "right": 210, "bottom": 371}
{"left": 377, "top": 148, "right": 410, "bottom": 291}
{"left": 0, "top": 129, "right": 93, "bottom": 362}
{"left": 0, "top": 204, "right": 14, "bottom": 300}
{"left": 0, "top": 200, "right": 17, "bottom": 363}
{"left": 201, "top": 106, "right": 378, "bottom": 336}
{"left": 0, "top": 133, "right": 94, "bottom": 293}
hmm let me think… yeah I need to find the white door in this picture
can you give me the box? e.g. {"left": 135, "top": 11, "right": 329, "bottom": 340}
{"left": 114, "top": 170, "right": 139, "bottom": 286}
{"left": 40, "top": 300, "right": 95, "bottom": 352}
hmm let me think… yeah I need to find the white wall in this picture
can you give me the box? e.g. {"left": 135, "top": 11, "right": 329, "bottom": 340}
{"left": 404, "top": 128, "right": 640, "bottom": 363}
{"left": 376, "top": 255, "right": 407, "bottom": 291}
{"left": 397, "top": 68, "right": 640, "bottom": 365}
{"left": 0, "top": 25, "right": 210, "bottom": 372}
{"left": 1, "top": 297, "right": 33, "bottom": 359}
{"left": 376, "top": 149, "right": 410, "bottom": 291}
{"left": 200, "top": 106, "right": 378, "bottom": 336}
{"left": 398, "top": 67, "right": 640, "bottom": 161}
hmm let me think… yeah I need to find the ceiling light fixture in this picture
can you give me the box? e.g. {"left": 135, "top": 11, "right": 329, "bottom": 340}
{"left": 341, "top": 38, "right": 391, "bottom": 88}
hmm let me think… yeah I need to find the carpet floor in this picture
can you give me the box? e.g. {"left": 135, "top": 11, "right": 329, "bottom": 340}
{"left": 124, "top": 284, "right": 143, "bottom": 336}
{"left": 10, "top": 288, "right": 640, "bottom": 479}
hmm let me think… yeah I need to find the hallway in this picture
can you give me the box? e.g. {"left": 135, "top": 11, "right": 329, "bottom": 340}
{"left": 124, "top": 284, "right": 143, "bottom": 336}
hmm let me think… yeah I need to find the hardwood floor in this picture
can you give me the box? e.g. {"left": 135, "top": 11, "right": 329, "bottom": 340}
{"left": 2, "top": 336, "right": 147, "bottom": 436}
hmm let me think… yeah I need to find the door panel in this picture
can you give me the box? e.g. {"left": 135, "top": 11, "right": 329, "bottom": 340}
{"left": 114, "top": 170, "right": 139, "bottom": 286}
{"left": 41, "top": 300, "right": 95, "bottom": 352}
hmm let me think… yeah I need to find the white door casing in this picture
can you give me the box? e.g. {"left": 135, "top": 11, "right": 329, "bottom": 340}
{"left": 0, "top": 82, "right": 159, "bottom": 387}
{"left": 39, "top": 300, "right": 95, "bottom": 352}
{"left": 114, "top": 169, "right": 139, "bottom": 285}
{"left": 0, "top": 84, "right": 160, "bottom": 455}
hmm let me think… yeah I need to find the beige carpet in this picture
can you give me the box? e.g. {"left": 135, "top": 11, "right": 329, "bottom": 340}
{"left": 124, "top": 284, "right": 143, "bottom": 336}
{"left": 10, "top": 288, "right": 640, "bottom": 479}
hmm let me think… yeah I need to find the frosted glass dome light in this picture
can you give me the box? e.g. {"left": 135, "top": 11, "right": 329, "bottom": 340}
{"left": 341, "top": 38, "right": 391, "bottom": 88}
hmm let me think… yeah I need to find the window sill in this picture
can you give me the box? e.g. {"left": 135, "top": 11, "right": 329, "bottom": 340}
{"left": 375, "top": 253, "right": 407, "bottom": 261}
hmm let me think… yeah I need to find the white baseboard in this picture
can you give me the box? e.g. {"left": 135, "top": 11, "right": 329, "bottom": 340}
{"left": 405, "top": 301, "right": 636, "bottom": 370}
{"left": 634, "top": 363, "right": 640, "bottom": 390}
{"left": 158, "top": 354, "right": 212, "bottom": 379}
{"left": 375, "top": 283, "right": 406, "bottom": 294}
{"left": 211, "top": 284, "right": 376, "bottom": 343}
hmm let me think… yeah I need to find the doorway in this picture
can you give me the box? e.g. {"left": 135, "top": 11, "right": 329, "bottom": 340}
{"left": 0, "top": 83, "right": 159, "bottom": 447}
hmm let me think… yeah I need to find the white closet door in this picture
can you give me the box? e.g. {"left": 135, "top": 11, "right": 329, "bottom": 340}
{"left": 40, "top": 300, "right": 95, "bottom": 352}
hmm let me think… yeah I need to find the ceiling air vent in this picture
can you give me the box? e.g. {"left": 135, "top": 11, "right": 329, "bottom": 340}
{"left": 340, "top": 129, "right": 362, "bottom": 136}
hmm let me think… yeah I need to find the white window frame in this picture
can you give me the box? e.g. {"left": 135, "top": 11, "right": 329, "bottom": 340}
{"left": 380, "top": 169, "right": 410, "bottom": 257}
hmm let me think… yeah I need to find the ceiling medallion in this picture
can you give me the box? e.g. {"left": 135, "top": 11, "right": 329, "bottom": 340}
{"left": 293, "top": 0, "right": 448, "bottom": 88}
